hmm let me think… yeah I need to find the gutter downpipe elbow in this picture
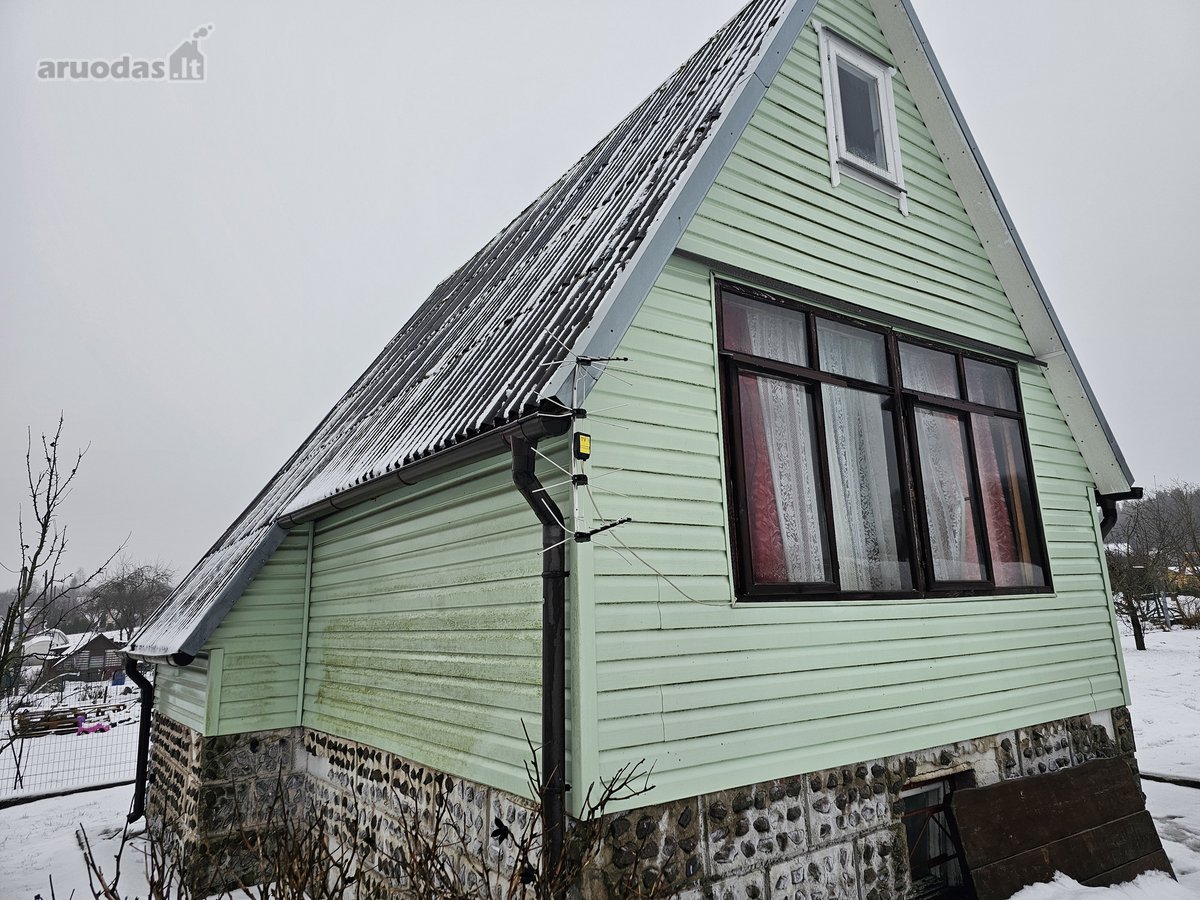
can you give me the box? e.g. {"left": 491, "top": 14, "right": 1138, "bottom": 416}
{"left": 511, "top": 426, "right": 569, "bottom": 898}
{"left": 1096, "top": 487, "right": 1143, "bottom": 540}
{"left": 124, "top": 656, "right": 155, "bottom": 823}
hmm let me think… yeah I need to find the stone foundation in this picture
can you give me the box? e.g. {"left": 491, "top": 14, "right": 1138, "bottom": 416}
{"left": 146, "top": 712, "right": 304, "bottom": 891}
{"left": 146, "top": 709, "right": 1137, "bottom": 898}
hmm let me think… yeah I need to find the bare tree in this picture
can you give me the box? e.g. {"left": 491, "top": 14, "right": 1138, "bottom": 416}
{"left": 1103, "top": 483, "right": 1200, "bottom": 648}
{"left": 1, "top": 416, "right": 121, "bottom": 700}
{"left": 88, "top": 561, "right": 173, "bottom": 642}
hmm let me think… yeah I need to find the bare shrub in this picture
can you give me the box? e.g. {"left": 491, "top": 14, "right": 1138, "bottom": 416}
{"left": 74, "top": 742, "right": 656, "bottom": 900}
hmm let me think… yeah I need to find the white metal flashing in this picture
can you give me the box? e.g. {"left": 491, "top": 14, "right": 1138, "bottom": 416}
{"left": 544, "top": 0, "right": 819, "bottom": 409}
{"left": 871, "top": 0, "right": 1133, "bottom": 494}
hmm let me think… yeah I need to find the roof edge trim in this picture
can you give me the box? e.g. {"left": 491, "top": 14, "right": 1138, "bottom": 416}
{"left": 127, "top": 524, "right": 288, "bottom": 662}
{"left": 885, "top": 0, "right": 1133, "bottom": 491}
{"left": 543, "top": 0, "right": 819, "bottom": 409}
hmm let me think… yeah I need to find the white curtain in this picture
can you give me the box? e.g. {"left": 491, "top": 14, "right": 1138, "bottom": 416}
{"left": 906, "top": 360, "right": 983, "bottom": 581}
{"left": 818, "top": 324, "right": 907, "bottom": 591}
{"left": 745, "top": 307, "right": 827, "bottom": 582}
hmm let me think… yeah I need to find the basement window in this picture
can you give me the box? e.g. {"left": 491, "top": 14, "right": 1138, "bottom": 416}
{"left": 901, "top": 778, "right": 968, "bottom": 899}
{"left": 815, "top": 23, "right": 907, "bottom": 214}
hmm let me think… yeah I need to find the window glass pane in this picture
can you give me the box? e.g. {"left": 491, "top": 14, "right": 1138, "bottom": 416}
{"left": 817, "top": 319, "right": 888, "bottom": 384}
{"left": 837, "top": 58, "right": 886, "bottom": 168}
{"left": 722, "top": 294, "right": 808, "bottom": 367}
{"left": 972, "top": 415, "right": 1047, "bottom": 587}
{"left": 738, "top": 372, "right": 831, "bottom": 584}
{"left": 899, "top": 342, "right": 960, "bottom": 398}
{"left": 822, "top": 385, "right": 912, "bottom": 591}
{"left": 965, "top": 358, "right": 1018, "bottom": 411}
{"left": 913, "top": 407, "right": 987, "bottom": 582}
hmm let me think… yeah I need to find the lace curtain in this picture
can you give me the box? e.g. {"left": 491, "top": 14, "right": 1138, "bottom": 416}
{"left": 731, "top": 302, "right": 828, "bottom": 583}
{"left": 818, "top": 326, "right": 910, "bottom": 591}
{"left": 905, "top": 360, "right": 985, "bottom": 582}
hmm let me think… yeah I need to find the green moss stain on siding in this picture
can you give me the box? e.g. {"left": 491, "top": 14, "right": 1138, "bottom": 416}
{"left": 202, "top": 530, "right": 310, "bottom": 735}
{"left": 303, "top": 447, "right": 567, "bottom": 799}
{"left": 678, "top": 0, "right": 1031, "bottom": 355}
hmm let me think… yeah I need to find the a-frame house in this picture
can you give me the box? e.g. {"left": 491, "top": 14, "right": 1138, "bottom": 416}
{"left": 129, "top": 0, "right": 1165, "bottom": 896}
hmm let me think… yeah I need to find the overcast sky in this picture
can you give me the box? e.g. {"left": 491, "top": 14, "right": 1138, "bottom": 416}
{"left": 3, "top": 1, "right": 1198, "bottom": 582}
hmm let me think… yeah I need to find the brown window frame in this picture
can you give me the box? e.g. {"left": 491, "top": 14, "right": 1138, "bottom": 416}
{"left": 717, "top": 283, "right": 1053, "bottom": 602}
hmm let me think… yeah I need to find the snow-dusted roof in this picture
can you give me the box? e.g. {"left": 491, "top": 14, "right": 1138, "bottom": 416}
{"left": 131, "top": 0, "right": 1135, "bottom": 663}
{"left": 130, "top": 0, "right": 797, "bottom": 661}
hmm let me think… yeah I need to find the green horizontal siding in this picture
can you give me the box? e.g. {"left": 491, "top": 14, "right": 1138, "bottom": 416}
{"left": 201, "top": 530, "right": 310, "bottom": 735}
{"left": 303, "top": 448, "right": 568, "bottom": 799}
{"left": 584, "top": 243, "right": 1124, "bottom": 806}
{"left": 677, "top": 0, "right": 1032, "bottom": 355}
{"left": 154, "top": 653, "right": 208, "bottom": 732}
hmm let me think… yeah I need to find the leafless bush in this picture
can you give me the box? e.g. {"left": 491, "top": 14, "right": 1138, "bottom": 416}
{"left": 1172, "top": 595, "right": 1200, "bottom": 629}
{"left": 75, "top": 739, "right": 657, "bottom": 900}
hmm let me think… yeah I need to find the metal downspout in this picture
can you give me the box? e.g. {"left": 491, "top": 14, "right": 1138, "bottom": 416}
{"left": 511, "top": 434, "right": 568, "bottom": 896}
{"left": 124, "top": 656, "right": 154, "bottom": 822}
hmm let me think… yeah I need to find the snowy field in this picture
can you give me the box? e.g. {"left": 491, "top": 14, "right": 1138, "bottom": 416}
{"left": 1121, "top": 629, "right": 1200, "bottom": 782}
{"left": 0, "top": 631, "right": 1196, "bottom": 899}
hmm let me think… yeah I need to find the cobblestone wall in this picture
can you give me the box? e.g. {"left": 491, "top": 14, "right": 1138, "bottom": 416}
{"left": 146, "top": 714, "right": 303, "bottom": 892}
{"left": 147, "top": 708, "right": 1136, "bottom": 899}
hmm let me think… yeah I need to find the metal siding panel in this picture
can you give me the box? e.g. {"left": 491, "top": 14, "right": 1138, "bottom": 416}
{"left": 205, "top": 531, "right": 308, "bottom": 734}
{"left": 676, "top": 6, "right": 1034, "bottom": 356}
{"left": 302, "top": 450, "right": 559, "bottom": 799}
{"left": 154, "top": 656, "right": 209, "bottom": 733}
{"left": 589, "top": 208, "right": 1121, "bottom": 810}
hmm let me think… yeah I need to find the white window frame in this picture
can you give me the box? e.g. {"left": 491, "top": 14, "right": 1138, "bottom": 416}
{"left": 815, "top": 22, "right": 908, "bottom": 215}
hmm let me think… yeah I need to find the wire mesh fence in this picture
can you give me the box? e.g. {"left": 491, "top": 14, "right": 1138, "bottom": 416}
{"left": 1, "top": 682, "right": 143, "bottom": 803}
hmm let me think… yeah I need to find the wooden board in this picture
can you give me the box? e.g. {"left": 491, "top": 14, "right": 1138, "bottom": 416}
{"left": 950, "top": 758, "right": 1174, "bottom": 899}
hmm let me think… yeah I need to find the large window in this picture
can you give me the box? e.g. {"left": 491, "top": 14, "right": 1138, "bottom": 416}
{"left": 719, "top": 286, "right": 1050, "bottom": 600}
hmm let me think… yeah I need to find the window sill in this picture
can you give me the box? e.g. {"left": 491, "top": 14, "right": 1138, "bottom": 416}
{"left": 835, "top": 157, "right": 909, "bottom": 215}
{"left": 730, "top": 587, "right": 1055, "bottom": 607}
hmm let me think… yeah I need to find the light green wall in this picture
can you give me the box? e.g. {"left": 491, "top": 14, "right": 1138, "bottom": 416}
{"left": 154, "top": 652, "right": 208, "bottom": 732}
{"left": 155, "top": 530, "right": 309, "bottom": 735}
{"left": 679, "top": 0, "right": 1030, "bottom": 356}
{"left": 583, "top": 253, "right": 1124, "bottom": 806}
{"left": 201, "top": 530, "right": 309, "bottom": 734}
{"left": 580, "top": 0, "right": 1126, "bottom": 806}
{"left": 301, "top": 447, "right": 568, "bottom": 799}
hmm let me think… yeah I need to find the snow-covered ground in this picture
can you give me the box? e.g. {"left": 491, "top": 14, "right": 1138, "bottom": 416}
{"left": 1122, "top": 629, "right": 1200, "bottom": 781}
{"left": 0, "top": 784, "right": 149, "bottom": 900}
{"left": 0, "top": 630, "right": 1196, "bottom": 899}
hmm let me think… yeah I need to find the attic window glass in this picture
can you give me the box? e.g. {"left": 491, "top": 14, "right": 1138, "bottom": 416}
{"left": 816, "top": 24, "right": 906, "bottom": 209}
{"left": 837, "top": 59, "right": 887, "bottom": 168}
{"left": 718, "top": 286, "right": 1051, "bottom": 601}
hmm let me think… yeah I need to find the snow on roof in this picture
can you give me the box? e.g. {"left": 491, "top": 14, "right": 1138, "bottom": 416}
{"left": 130, "top": 0, "right": 792, "bottom": 661}
{"left": 21, "top": 629, "right": 70, "bottom": 657}
{"left": 64, "top": 631, "right": 123, "bottom": 653}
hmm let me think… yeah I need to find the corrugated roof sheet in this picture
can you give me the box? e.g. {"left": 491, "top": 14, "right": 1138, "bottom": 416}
{"left": 131, "top": 0, "right": 791, "bottom": 659}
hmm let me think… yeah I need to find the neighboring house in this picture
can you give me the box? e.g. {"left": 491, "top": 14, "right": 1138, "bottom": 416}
{"left": 128, "top": 0, "right": 1158, "bottom": 896}
{"left": 21, "top": 629, "right": 69, "bottom": 665}
{"left": 13, "top": 629, "right": 69, "bottom": 689}
{"left": 46, "top": 631, "right": 125, "bottom": 682}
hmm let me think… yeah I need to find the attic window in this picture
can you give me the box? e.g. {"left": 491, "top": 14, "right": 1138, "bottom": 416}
{"left": 815, "top": 23, "right": 907, "bottom": 214}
